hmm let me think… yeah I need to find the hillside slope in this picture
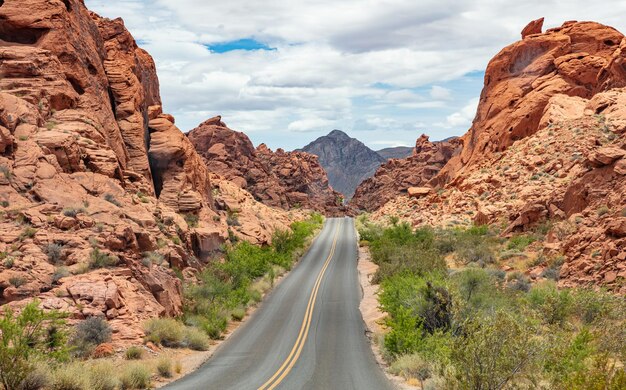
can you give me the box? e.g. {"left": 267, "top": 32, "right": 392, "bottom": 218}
{"left": 373, "top": 20, "right": 626, "bottom": 292}
{"left": 0, "top": 0, "right": 293, "bottom": 345}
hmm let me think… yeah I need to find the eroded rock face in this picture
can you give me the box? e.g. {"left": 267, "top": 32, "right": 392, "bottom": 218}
{"left": 373, "top": 88, "right": 626, "bottom": 293}
{"left": 436, "top": 20, "right": 626, "bottom": 186}
{"left": 0, "top": 0, "right": 293, "bottom": 346}
{"left": 188, "top": 117, "right": 345, "bottom": 215}
{"left": 351, "top": 135, "right": 461, "bottom": 211}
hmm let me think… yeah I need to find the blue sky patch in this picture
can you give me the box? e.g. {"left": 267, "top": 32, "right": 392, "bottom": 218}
{"left": 205, "top": 38, "right": 276, "bottom": 53}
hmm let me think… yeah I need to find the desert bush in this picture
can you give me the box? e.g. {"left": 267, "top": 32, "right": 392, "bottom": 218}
{"left": 62, "top": 207, "right": 84, "bottom": 218}
{"left": 103, "top": 194, "right": 121, "bottom": 207}
{"left": 50, "top": 363, "right": 90, "bottom": 390}
{"left": 507, "top": 234, "right": 536, "bottom": 251}
{"left": 69, "top": 317, "right": 112, "bottom": 358}
{"left": 125, "top": 346, "right": 144, "bottom": 360}
{"left": 144, "top": 318, "right": 184, "bottom": 347}
{"left": 87, "top": 361, "right": 119, "bottom": 390}
{"left": 9, "top": 276, "right": 26, "bottom": 288}
{"left": 88, "top": 247, "right": 118, "bottom": 269}
{"left": 52, "top": 267, "right": 70, "bottom": 283}
{"left": 45, "top": 243, "right": 64, "bottom": 264}
{"left": 389, "top": 353, "right": 432, "bottom": 384}
{"left": 0, "top": 301, "right": 67, "bottom": 390}
{"left": 449, "top": 311, "right": 538, "bottom": 389}
{"left": 143, "top": 251, "right": 164, "bottom": 266}
{"left": 184, "top": 213, "right": 199, "bottom": 228}
{"left": 156, "top": 356, "right": 173, "bottom": 378}
{"left": 183, "top": 327, "right": 210, "bottom": 351}
{"left": 119, "top": 363, "right": 151, "bottom": 389}
{"left": 231, "top": 306, "right": 246, "bottom": 321}
{"left": 18, "top": 361, "right": 52, "bottom": 390}
{"left": 528, "top": 281, "right": 573, "bottom": 326}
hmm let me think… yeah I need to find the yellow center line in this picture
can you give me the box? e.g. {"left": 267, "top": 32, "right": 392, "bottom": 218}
{"left": 257, "top": 220, "right": 342, "bottom": 390}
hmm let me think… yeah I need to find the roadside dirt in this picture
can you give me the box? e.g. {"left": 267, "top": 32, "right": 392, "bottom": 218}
{"left": 357, "top": 245, "right": 418, "bottom": 390}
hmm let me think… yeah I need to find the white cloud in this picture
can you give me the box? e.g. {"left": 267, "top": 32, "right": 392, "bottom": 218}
{"left": 430, "top": 86, "right": 452, "bottom": 100}
{"left": 85, "top": 0, "right": 626, "bottom": 150}
{"left": 436, "top": 97, "right": 480, "bottom": 129}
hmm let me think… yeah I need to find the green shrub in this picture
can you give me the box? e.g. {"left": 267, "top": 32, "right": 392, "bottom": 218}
{"left": 184, "top": 213, "right": 199, "bottom": 228}
{"left": 143, "top": 251, "right": 164, "bottom": 266}
{"left": 19, "top": 227, "right": 37, "bottom": 241}
{"left": 69, "top": 317, "right": 112, "bottom": 358}
{"left": 528, "top": 281, "right": 573, "bottom": 326}
{"left": 389, "top": 353, "right": 432, "bottom": 384}
{"left": 19, "top": 361, "right": 52, "bottom": 390}
{"left": 231, "top": 307, "right": 246, "bottom": 321}
{"left": 87, "top": 361, "right": 119, "bottom": 390}
{"left": 144, "top": 318, "right": 184, "bottom": 347}
{"left": 156, "top": 356, "right": 173, "bottom": 378}
{"left": 9, "top": 276, "right": 26, "bottom": 287}
{"left": 449, "top": 311, "right": 538, "bottom": 389}
{"left": 45, "top": 243, "right": 64, "bottom": 264}
{"left": 52, "top": 267, "right": 70, "bottom": 283}
{"left": 119, "top": 363, "right": 151, "bottom": 390}
{"left": 62, "top": 207, "right": 84, "bottom": 218}
{"left": 507, "top": 234, "right": 536, "bottom": 251}
{"left": 50, "top": 363, "right": 90, "bottom": 390}
{"left": 183, "top": 327, "right": 210, "bottom": 351}
{"left": 103, "top": 194, "right": 121, "bottom": 207}
{"left": 125, "top": 346, "right": 144, "bottom": 360}
{"left": 88, "top": 247, "right": 118, "bottom": 269}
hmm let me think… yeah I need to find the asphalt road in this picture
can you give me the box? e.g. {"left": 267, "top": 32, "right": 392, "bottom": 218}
{"left": 165, "top": 217, "right": 394, "bottom": 390}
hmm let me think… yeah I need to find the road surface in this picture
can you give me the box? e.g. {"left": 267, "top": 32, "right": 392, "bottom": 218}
{"left": 165, "top": 217, "right": 394, "bottom": 390}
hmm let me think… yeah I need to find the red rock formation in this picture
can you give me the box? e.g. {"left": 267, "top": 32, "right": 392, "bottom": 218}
{"left": 436, "top": 21, "right": 626, "bottom": 186}
{"left": 188, "top": 117, "right": 345, "bottom": 214}
{"left": 521, "top": 17, "right": 544, "bottom": 38}
{"left": 350, "top": 135, "right": 461, "bottom": 211}
{"left": 0, "top": 0, "right": 292, "bottom": 346}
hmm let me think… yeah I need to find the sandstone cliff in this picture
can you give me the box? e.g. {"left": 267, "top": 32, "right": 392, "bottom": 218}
{"left": 0, "top": 0, "right": 292, "bottom": 345}
{"left": 373, "top": 20, "right": 626, "bottom": 292}
{"left": 351, "top": 135, "right": 461, "bottom": 211}
{"left": 188, "top": 117, "right": 345, "bottom": 214}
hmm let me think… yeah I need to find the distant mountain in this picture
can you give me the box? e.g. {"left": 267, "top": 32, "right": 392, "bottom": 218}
{"left": 300, "top": 130, "right": 385, "bottom": 199}
{"left": 376, "top": 146, "right": 414, "bottom": 160}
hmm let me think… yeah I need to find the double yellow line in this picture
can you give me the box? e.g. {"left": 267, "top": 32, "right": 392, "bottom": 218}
{"left": 257, "top": 220, "right": 342, "bottom": 390}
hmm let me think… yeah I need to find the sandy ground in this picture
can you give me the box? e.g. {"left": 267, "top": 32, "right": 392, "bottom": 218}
{"left": 357, "top": 245, "right": 418, "bottom": 390}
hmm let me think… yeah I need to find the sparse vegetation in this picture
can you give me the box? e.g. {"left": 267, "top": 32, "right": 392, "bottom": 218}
{"left": 69, "top": 317, "right": 112, "bottom": 358}
{"left": 183, "top": 213, "right": 323, "bottom": 340}
{"left": 0, "top": 302, "right": 67, "bottom": 390}
{"left": 62, "top": 207, "right": 85, "bottom": 218}
{"left": 597, "top": 205, "right": 610, "bottom": 216}
{"left": 124, "top": 346, "right": 144, "bottom": 360}
{"left": 88, "top": 247, "right": 119, "bottom": 269}
{"left": 104, "top": 193, "right": 121, "bottom": 207}
{"left": 359, "top": 218, "right": 626, "bottom": 389}
{"left": 184, "top": 213, "right": 199, "bottom": 228}
{"left": 45, "top": 243, "right": 64, "bottom": 264}
{"left": 118, "top": 363, "right": 151, "bottom": 390}
{"left": 156, "top": 356, "right": 173, "bottom": 378}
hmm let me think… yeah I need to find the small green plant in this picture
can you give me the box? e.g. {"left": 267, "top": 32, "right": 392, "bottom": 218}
{"left": 9, "top": 276, "right": 26, "bottom": 288}
{"left": 88, "top": 247, "right": 118, "bottom": 269}
{"left": 136, "top": 191, "right": 149, "bottom": 203}
{"left": 0, "top": 302, "right": 68, "bottom": 390}
{"left": 597, "top": 205, "right": 610, "bottom": 217}
{"left": 0, "top": 166, "right": 12, "bottom": 180}
{"left": 18, "top": 226, "right": 37, "bottom": 241}
{"left": 119, "top": 363, "right": 151, "bottom": 390}
{"left": 144, "top": 318, "right": 184, "bottom": 347}
{"left": 0, "top": 200, "right": 8, "bottom": 207}
{"left": 44, "top": 243, "right": 64, "bottom": 264}
{"left": 143, "top": 251, "right": 164, "bottom": 266}
{"left": 3, "top": 257, "right": 14, "bottom": 269}
{"left": 52, "top": 266, "right": 70, "bottom": 283}
{"left": 69, "top": 317, "right": 112, "bottom": 358}
{"left": 183, "top": 327, "right": 210, "bottom": 351}
{"left": 231, "top": 307, "right": 246, "bottom": 321}
{"left": 156, "top": 356, "right": 173, "bottom": 378}
{"left": 45, "top": 120, "right": 57, "bottom": 130}
{"left": 62, "top": 207, "right": 85, "bottom": 218}
{"left": 124, "top": 346, "right": 144, "bottom": 360}
{"left": 103, "top": 193, "right": 121, "bottom": 207}
{"left": 18, "top": 135, "right": 29, "bottom": 141}
{"left": 184, "top": 213, "right": 199, "bottom": 228}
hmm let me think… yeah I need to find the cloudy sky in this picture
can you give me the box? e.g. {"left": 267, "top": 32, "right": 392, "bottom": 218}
{"left": 86, "top": 0, "right": 626, "bottom": 150}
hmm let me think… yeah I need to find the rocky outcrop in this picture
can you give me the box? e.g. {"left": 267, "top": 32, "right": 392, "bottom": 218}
{"left": 374, "top": 88, "right": 626, "bottom": 293}
{"left": 436, "top": 20, "right": 626, "bottom": 186}
{"left": 300, "top": 130, "right": 385, "bottom": 199}
{"left": 0, "top": 0, "right": 293, "bottom": 346}
{"left": 351, "top": 135, "right": 461, "bottom": 211}
{"left": 188, "top": 117, "right": 345, "bottom": 214}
